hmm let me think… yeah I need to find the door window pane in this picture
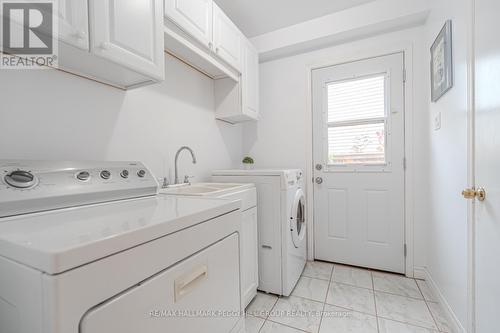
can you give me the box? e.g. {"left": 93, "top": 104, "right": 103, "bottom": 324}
{"left": 328, "top": 122, "right": 386, "bottom": 165}
{"left": 328, "top": 75, "right": 385, "bottom": 123}
{"left": 327, "top": 75, "right": 387, "bottom": 165}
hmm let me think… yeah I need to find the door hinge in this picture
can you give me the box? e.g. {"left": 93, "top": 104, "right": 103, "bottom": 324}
{"left": 403, "top": 68, "right": 407, "bottom": 83}
{"left": 404, "top": 244, "right": 407, "bottom": 257}
{"left": 403, "top": 157, "right": 407, "bottom": 170}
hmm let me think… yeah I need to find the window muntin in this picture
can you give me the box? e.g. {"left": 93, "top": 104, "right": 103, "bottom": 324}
{"left": 326, "top": 74, "right": 387, "bottom": 166}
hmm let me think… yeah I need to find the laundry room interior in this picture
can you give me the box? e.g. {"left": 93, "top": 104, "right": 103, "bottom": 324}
{"left": 0, "top": 0, "right": 498, "bottom": 332}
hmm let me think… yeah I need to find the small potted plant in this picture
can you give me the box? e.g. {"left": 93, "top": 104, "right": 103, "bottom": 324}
{"left": 242, "top": 156, "right": 254, "bottom": 170}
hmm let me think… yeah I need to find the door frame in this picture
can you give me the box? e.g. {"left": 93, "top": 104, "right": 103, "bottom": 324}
{"left": 305, "top": 42, "right": 416, "bottom": 277}
{"left": 466, "top": 0, "right": 476, "bottom": 331}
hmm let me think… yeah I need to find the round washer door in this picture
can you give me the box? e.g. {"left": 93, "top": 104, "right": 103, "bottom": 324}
{"left": 290, "top": 189, "right": 306, "bottom": 248}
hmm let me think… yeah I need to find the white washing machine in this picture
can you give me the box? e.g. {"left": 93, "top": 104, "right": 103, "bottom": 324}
{"left": 213, "top": 169, "right": 307, "bottom": 296}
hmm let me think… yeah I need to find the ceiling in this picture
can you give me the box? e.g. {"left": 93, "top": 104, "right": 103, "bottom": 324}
{"left": 214, "top": 0, "right": 377, "bottom": 37}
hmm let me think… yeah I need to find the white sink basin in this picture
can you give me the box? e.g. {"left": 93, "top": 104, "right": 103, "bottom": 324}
{"left": 159, "top": 183, "right": 252, "bottom": 197}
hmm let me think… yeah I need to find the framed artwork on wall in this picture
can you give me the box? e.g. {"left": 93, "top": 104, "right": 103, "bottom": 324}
{"left": 430, "top": 20, "right": 453, "bottom": 102}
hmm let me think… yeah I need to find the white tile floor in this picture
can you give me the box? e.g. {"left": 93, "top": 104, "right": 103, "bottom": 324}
{"left": 245, "top": 261, "right": 452, "bottom": 333}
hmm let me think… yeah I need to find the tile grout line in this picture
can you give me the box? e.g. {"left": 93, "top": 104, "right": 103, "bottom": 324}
{"left": 256, "top": 293, "right": 280, "bottom": 333}
{"left": 320, "top": 302, "right": 440, "bottom": 332}
{"left": 372, "top": 272, "right": 381, "bottom": 333}
{"left": 265, "top": 318, "right": 312, "bottom": 333}
{"left": 377, "top": 314, "right": 442, "bottom": 331}
{"left": 372, "top": 274, "right": 426, "bottom": 300}
{"left": 301, "top": 273, "right": 330, "bottom": 282}
{"left": 414, "top": 278, "right": 426, "bottom": 300}
{"left": 416, "top": 281, "right": 442, "bottom": 332}
{"left": 373, "top": 289, "right": 426, "bottom": 301}
{"left": 316, "top": 264, "right": 335, "bottom": 333}
{"left": 415, "top": 279, "right": 439, "bottom": 303}
{"left": 322, "top": 303, "right": 377, "bottom": 318}
{"left": 330, "top": 279, "right": 376, "bottom": 291}
{"left": 253, "top": 315, "right": 266, "bottom": 333}
{"left": 374, "top": 281, "right": 439, "bottom": 331}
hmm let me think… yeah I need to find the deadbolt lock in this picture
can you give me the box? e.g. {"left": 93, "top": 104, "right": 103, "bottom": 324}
{"left": 462, "top": 187, "right": 486, "bottom": 201}
{"left": 315, "top": 164, "right": 323, "bottom": 171}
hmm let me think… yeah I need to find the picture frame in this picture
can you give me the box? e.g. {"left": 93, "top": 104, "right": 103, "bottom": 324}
{"left": 430, "top": 20, "right": 453, "bottom": 102}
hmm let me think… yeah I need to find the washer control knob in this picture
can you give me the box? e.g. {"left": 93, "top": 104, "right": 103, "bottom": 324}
{"left": 100, "top": 170, "right": 111, "bottom": 180}
{"left": 120, "top": 170, "right": 129, "bottom": 179}
{"left": 137, "top": 169, "right": 146, "bottom": 178}
{"left": 76, "top": 171, "right": 91, "bottom": 181}
{"left": 4, "top": 170, "right": 38, "bottom": 189}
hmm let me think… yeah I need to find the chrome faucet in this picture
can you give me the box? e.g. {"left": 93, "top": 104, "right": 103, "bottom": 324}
{"left": 174, "top": 146, "right": 197, "bottom": 184}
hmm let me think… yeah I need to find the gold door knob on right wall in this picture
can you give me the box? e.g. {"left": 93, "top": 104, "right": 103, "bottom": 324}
{"left": 462, "top": 187, "right": 486, "bottom": 201}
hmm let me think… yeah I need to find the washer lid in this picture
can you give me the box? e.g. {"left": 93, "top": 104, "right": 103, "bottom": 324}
{"left": 0, "top": 196, "right": 240, "bottom": 275}
{"left": 290, "top": 189, "right": 306, "bottom": 248}
{"left": 213, "top": 169, "right": 304, "bottom": 189}
{"left": 213, "top": 169, "right": 302, "bottom": 177}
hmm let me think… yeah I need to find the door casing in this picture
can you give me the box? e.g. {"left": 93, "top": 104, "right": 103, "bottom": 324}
{"left": 304, "top": 42, "right": 416, "bottom": 277}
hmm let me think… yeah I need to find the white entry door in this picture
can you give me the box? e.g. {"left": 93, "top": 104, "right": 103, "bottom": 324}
{"left": 474, "top": 0, "right": 500, "bottom": 330}
{"left": 312, "top": 53, "right": 406, "bottom": 273}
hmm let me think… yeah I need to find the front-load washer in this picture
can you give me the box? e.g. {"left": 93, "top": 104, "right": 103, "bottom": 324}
{"left": 213, "top": 169, "right": 307, "bottom": 296}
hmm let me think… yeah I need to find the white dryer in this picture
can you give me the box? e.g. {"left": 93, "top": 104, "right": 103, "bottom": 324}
{"left": 213, "top": 169, "right": 307, "bottom": 296}
{"left": 0, "top": 160, "right": 244, "bottom": 333}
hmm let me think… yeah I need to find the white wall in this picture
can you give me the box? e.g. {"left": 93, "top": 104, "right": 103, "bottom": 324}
{"left": 250, "top": 0, "right": 430, "bottom": 61}
{"left": 0, "top": 55, "right": 243, "bottom": 182}
{"left": 425, "top": 0, "right": 469, "bottom": 329}
{"left": 243, "top": 26, "right": 430, "bottom": 271}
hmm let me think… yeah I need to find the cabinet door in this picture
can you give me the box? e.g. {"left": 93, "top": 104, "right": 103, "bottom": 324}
{"left": 165, "top": 0, "right": 213, "bottom": 49}
{"left": 57, "top": 0, "right": 89, "bottom": 50}
{"left": 213, "top": 3, "right": 242, "bottom": 72}
{"left": 89, "top": 0, "right": 165, "bottom": 80}
{"left": 241, "top": 207, "right": 259, "bottom": 307}
{"left": 81, "top": 234, "right": 240, "bottom": 333}
{"left": 241, "top": 40, "right": 259, "bottom": 121}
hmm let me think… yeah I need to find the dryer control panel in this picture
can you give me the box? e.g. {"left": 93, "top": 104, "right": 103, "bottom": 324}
{"left": 0, "top": 160, "right": 158, "bottom": 218}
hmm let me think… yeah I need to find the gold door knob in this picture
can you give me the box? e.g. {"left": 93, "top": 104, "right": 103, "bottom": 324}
{"left": 462, "top": 187, "right": 486, "bottom": 201}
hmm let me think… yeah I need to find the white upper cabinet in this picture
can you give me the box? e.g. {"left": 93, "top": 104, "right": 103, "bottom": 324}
{"left": 89, "top": 0, "right": 165, "bottom": 81}
{"left": 213, "top": 3, "right": 242, "bottom": 72}
{"left": 214, "top": 40, "right": 259, "bottom": 123}
{"left": 56, "top": 0, "right": 89, "bottom": 50}
{"left": 242, "top": 40, "right": 259, "bottom": 120}
{"left": 165, "top": 0, "right": 213, "bottom": 49}
{"left": 163, "top": 0, "right": 259, "bottom": 123}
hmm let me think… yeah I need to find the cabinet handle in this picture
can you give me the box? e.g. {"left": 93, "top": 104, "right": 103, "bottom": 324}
{"left": 174, "top": 265, "right": 208, "bottom": 302}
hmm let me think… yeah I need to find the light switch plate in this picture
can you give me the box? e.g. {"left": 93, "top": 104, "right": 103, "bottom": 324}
{"left": 434, "top": 112, "right": 441, "bottom": 131}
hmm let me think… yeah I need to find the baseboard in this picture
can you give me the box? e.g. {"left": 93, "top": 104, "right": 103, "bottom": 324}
{"left": 421, "top": 267, "right": 466, "bottom": 333}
